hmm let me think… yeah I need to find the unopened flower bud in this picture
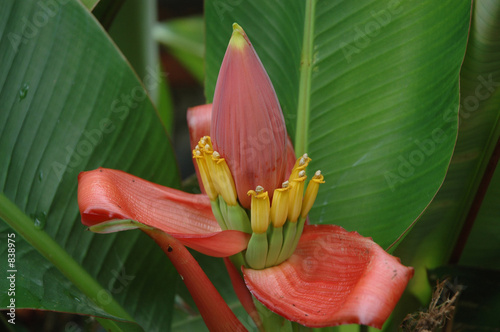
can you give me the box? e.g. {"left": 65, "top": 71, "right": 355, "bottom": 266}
{"left": 211, "top": 23, "right": 287, "bottom": 209}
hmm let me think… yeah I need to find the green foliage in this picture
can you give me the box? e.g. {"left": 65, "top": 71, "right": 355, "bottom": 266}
{"left": 0, "top": 0, "right": 179, "bottom": 330}
{"left": 205, "top": 0, "right": 471, "bottom": 249}
{"left": 1, "top": 0, "right": 499, "bottom": 331}
{"left": 394, "top": 0, "right": 500, "bottom": 304}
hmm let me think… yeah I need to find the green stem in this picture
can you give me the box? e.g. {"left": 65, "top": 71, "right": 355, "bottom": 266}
{"left": 0, "top": 193, "right": 134, "bottom": 326}
{"left": 229, "top": 252, "right": 248, "bottom": 271}
{"left": 254, "top": 298, "right": 292, "bottom": 331}
{"left": 246, "top": 232, "right": 269, "bottom": 269}
{"left": 290, "top": 216, "right": 307, "bottom": 254}
{"left": 291, "top": 322, "right": 312, "bottom": 331}
{"left": 265, "top": 226, "right": 283, "bottom": 267}
{"left": 276, "top": 221, "right": 297, "bottom": 264}
{"left": 227, "top": 204, "right": 253, "bottom": 234}
{"left": 294, "top": 0, "right": 316, "bottom": 157}
{"left": 210, "top": 198, "right": 227, "bottom": 230}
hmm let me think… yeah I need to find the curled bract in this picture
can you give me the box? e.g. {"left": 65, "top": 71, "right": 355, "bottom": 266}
{"left": 78, "top": 168, "right": 249, "bottom": 257}
{"left": 243, "top": 225, "right": 414, "bottom": 328}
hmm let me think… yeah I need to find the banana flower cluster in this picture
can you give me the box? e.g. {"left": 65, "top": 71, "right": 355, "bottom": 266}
{"left": 78, "top": 23, "right": 413, "bottom": 330}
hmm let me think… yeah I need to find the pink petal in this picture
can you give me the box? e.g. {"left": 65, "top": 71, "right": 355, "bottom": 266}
{"left": 187, "top": 104, "right": 213, "bottom": 194}
{"left": 187, "top": 103, "right": 296, "bottom": 204}
{"left": 243, "top": 225, "right": 413, "bottom": 328}
{"left": 78, "top": 168, "right": 249, "bottom": 257}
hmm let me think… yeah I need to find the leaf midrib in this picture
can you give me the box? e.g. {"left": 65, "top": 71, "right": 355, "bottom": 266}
{"left": 294, "top": 0, "right": 316, "bottom": 157}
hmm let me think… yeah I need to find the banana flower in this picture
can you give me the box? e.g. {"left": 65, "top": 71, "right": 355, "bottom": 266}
{"left": 78, "top": 23, "right": 413, "bottom": 330}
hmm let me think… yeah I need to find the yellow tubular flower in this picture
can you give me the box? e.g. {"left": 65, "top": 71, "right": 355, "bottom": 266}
{"left": 201, "top": 142, "right": 221, "bottom": 195}
{"left": 288, "top": 170, "right": 307, "bottom": 223}
{"left": 212, "top": 151, "right": 238, "bottom": 206}
{"left": 247, "top": 186, "right": 270, "bottom": 233}
{"left": 301, "top": 170, "right": 325, "bottom": 218}
{"left": 198, "top": 136, "right": 212, "bottom": 150}
{"left": 270, "top": 181, "right": 290, "bottom": 228}
{"left": 192, "top": 147, "right": 218, "bottom": 201}
{"left": 289, "top": 154, "right": 311, "bottom": 181}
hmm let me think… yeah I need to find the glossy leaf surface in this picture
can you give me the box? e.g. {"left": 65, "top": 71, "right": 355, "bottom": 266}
{"left": 205, "top": 0, "right": 471, "bottom": 248}
{"left": 394, "top": 0, "right": 500, "bottom": 302}
{"left": 0, "top": 0, "right": 179, "bottom": 330}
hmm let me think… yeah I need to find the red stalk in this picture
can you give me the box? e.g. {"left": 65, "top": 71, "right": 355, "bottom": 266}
{"left": 146, "top": 230, "right": 247, "bottom": 332}
{"left": 223, "top": 258, "right": 263, "bottom": 331}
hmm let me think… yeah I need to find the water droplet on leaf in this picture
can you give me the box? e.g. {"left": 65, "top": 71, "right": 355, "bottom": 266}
{"left": 34, "top": 211, "right": 47, "bottom": 230}
{"left": 19, "top": 83, "right": 29, "bottom": 100}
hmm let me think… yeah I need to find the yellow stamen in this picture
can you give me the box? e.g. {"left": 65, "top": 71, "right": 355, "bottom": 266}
{"left": 201, "top": 142, "right": 220, "bottom": 194}
{"left": 270, "top": 181, "right": 290, "bottom": 228}
{"left": 247, "top": 187, "right": 270, "bottom": 233}
{"left": 289, "top": 154, "right": 311, "bottom": 181}
{"left": 212, "top": 151, "right": 238, "bottom": 206}
{"left": 288, "top": 170, "right": 307, "bottom": 223}
{"left": 192, "top": 148, "right": 217, "bottom": 201}
{"left": 198, "top": 136, "right": 212, "bottom": 150}
{"left": 301, "top": 170, "right": 325, "bottom": 218}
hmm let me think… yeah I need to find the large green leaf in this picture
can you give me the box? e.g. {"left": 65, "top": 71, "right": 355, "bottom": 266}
{"left": 0, "top": 222, "right": 116, "bottom": 321}
{"left": 394, "top": 0, "right": 500, "bottom": 302}
{"left": 0, "top": 0, "right": 180, "bottom": 330}
{"left": 108, "top": 0, "right": 156, "bottom": 85}
{"left": 205, "top": 0, "right": 471, "bottom": 248}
